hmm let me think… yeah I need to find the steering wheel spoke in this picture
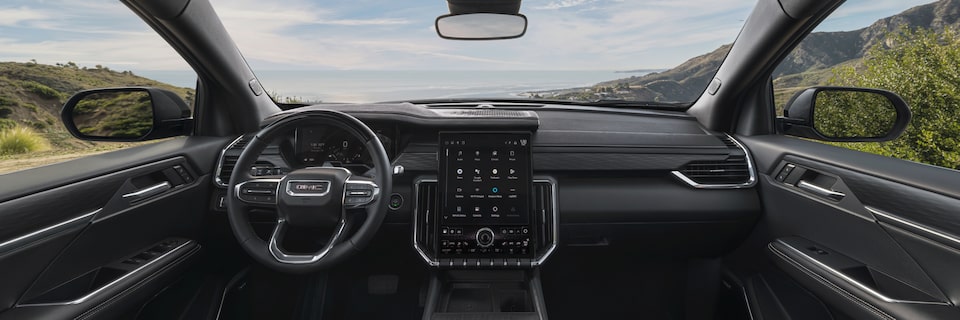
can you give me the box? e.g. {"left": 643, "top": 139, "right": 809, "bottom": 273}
{"left": 235, "top": 178, "right": 282, "bottom": 206}
{"left": 344, "top": 177, "right": 380, "bottom": 209}
{"left": 268, "top": 219, "right": 347, "bottom": 264}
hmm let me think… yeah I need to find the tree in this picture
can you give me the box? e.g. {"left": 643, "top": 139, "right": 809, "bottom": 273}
{"left": 827, "top": 28, "right": 960, "bottom": 169}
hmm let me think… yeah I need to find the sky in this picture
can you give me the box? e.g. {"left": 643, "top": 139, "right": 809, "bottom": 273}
{"left": 0, "top": 0, "right": 939, "bottom": 72}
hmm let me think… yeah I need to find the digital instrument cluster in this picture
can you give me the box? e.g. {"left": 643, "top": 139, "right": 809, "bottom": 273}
{"left": 291, "top": 126, "right": 393, "bottom": 168}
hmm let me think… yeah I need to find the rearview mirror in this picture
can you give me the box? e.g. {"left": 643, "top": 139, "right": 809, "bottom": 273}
{"left": 780, "top": 87, "right": 911, "bottom": 142}
{"left": 435, "top": 13, "right": 527, "bottom": 40}
{"left": 61, "top": 87, "right": 193, "bottom": 142}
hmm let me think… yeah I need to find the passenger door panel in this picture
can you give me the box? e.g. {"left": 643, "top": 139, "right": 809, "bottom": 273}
{"left": 737, "top": 135, "right": 960, "bottom": 319}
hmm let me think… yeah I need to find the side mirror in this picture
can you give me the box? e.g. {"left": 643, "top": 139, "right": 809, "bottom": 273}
{"left": 61, "top": 87, "right": 193, "bottom": 142}
{"left": 435, "top": 13, "right": 527, "bottom": 40}
{"left": 780, "top": 87, "right": 911, "bottom": 142}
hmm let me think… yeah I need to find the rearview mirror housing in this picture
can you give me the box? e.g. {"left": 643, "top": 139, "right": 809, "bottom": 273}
{"left": 435, "top": 13, "right": 527, "bottom": 40}
{"left": 61, "top": 87, "right": 193, "bottom": 142}
{"left": 780, "top": 87, "right": 911, "bottom": 142}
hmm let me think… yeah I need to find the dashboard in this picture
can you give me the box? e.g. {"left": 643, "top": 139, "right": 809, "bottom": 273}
{"left": 215, "top": 103, "right": 761, "bottom": 268}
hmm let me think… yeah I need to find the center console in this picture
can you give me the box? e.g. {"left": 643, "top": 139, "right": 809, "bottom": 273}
{"left": 414, "top": 131, "right": 556, "bottom": 320}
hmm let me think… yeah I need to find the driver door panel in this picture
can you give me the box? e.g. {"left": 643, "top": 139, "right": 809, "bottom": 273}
{"left": 0, "top": 137, "right": 226, "bottom": 319}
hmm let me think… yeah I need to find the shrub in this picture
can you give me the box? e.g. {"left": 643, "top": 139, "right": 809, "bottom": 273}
{"left": 0, "top": 95, "right": 18, "bottom": 107}
{"left": 20, "top": 81, "right": 64, "bottom": 100}
{"left": 0, "top": 119, "right": 16, "bottom": 131}
{"left": 0, "top": 126, "right": 50, "bottom": 155}
{"left": 829, "top": 28, "right": 960, "bottom": 169}
{"left": 0, "top": 106, "right": 12, "bottom": 118}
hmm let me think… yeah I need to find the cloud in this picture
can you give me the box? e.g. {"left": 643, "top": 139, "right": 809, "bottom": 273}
{"left": 0, "top": 7, "right": 52, "bottom": 27}
{"left": 316, "top": 18, "right": 411, "bottom": 26}
{"left": 0, "top": 0, "right": 931, "bottom": 74}
{"left": 532, "top": 0, "right": 597, "bottom": 10}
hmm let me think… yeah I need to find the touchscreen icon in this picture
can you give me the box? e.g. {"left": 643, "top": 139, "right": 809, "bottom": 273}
{"left": 492, "top": 168, "right": 498, "bottom": 175}
{"left": 456, "top": 168, "right": 463, "bottom": 175}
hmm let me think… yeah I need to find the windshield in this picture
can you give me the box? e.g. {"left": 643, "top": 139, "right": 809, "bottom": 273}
{"left": 210, "top": 0, "right": 754, "bottom": 105}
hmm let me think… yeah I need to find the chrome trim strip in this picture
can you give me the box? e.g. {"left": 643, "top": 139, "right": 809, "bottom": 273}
{"left": 742, "top": 284, "right": 756, "bottom": 320}
{"left": 531, "top": 178, "right": 559, "bottom": 266}
{"left": 121, "top": 182, "right": 171, "bottom": 201}
{"left": 19, "top": 240, "right": 194, "bottom": 306}
{"left": 797, "top": 180, "right": 846, "bottom": 201}
{"left": 0, "top": 209, "right": 100, "bottom": 255}
{"left": 775, "top": 239, "right": 949, "bottom": 305}
{"left": 214, "top": 268, "right": 249, "bottom": 320}
{"left": 214, "top": 135, "right": 246, "bottom": 188}
{"left": 411, "top": 178, "right": 559, "bottom": 267}
{"left": 867, "top": 206, "right": 960, "bottom": 248}
{"left": 671, "top": 133, "right": 757, "bottom": 189}
{"left": 285, "top": 180, "right": 332, "bottom": 197}
{"left": 413, "top": 178, "right": 439, "bottom": 266}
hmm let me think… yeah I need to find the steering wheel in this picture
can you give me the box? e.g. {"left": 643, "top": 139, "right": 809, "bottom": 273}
{"left": 226, "top": 109, "right": 392, "bottom": 274}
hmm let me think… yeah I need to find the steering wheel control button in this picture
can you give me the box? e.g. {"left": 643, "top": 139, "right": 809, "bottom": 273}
{"left": 236, "top": 181, "right": 279, "bottom": 204}
{"left": 344, "top": 180, "right": 380, "bottom": 208}
{"left": 476, "top": 227, "right": 495, "bottom": 247}
{"left": 388, "top": 193, "right": 403, "bottom": 210}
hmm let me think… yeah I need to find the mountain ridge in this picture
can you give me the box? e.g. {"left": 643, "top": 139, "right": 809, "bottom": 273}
{"left": 544, "top": 0, "right": 960, "bottom": 103}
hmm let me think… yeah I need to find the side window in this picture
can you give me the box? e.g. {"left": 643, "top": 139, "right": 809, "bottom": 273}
{"left": 773, "top": 0, "right": 959, "bottom": 170}
{"left": 0, "top": 1, "right": 196, "bottom": 175}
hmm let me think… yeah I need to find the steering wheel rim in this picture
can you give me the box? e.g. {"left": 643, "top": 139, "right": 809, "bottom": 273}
{"left": 226, "top": 109, "right": 392, "bottom": 274}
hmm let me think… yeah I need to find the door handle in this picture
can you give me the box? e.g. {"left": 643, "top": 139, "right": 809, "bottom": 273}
{"left": 797, "top": 180, "right": 845, "bottom": 201}
{"left": 122, "top": 182, "right": 172, "bottom": 202}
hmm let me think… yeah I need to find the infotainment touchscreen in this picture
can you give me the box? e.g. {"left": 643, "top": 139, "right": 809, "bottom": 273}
{"left": 438, "top": 132, "right": 532, "bottom": 225}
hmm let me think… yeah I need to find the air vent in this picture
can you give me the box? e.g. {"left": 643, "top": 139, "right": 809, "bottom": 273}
{"left": 532, "top": 181, "right": 557, "bottom": 265}
{"left": 414, "top": 181, "right": 438, "bottom": 265}
{"left": 214, "top": 135, "right": 249, "bottom": 187}
{"left": 672, "top": 135, "right": 756, "bottom": 188}
{"left": 679, "top": 157, "right": 749, "bottom": 184}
